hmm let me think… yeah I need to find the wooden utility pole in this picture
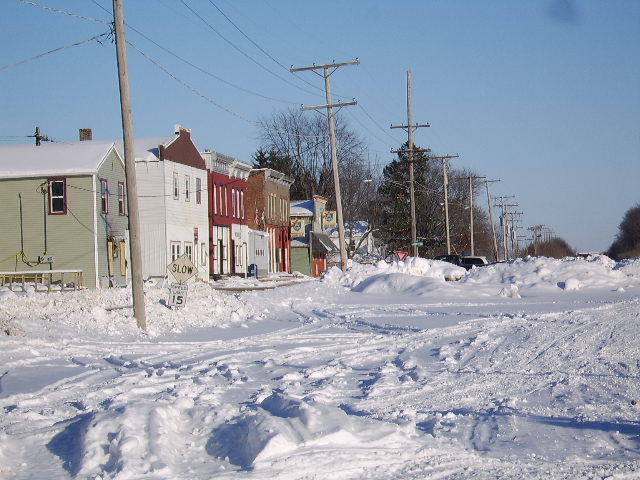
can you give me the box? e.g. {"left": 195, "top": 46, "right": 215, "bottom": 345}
{"left": 528, "top": 225, "right": 545, "bottom": 255}
{"left": 428, "top": 155, "right": 459, "bottom": 254}
{"left": 466, "top": 175, "right": 485, "bottom": 255}
{"left": 390, "top": 71, "right": 430, "bottom": 257}
{"left": 291, "top": 60, "right": 358, "bottom": 271}
{"left": 483, "top": 179, "right": 500, "bottom": 262}
{"left": 495, "top": 196, "right": 517, "bottom": 261}
{"left": 31, "top": 127, "right": 51, "bottom": 146}
{"left": 113, "top": 0, "right": 146, "bottom": 330}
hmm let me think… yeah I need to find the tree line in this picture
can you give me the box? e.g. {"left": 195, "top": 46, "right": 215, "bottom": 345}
{"left": 255, "top": 108, "right": 640, "bottom": 262}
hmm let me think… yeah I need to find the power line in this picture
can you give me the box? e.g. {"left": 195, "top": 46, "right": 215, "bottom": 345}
{"left": 128, "top": 25, "right": 296, "bottom": 105}
{"left": 88, "top": 0, "right": 296, "bottom": 104}
{"left": 179, "top": 0, "right": 322, "bottom": 98}
{"left": 208, "top": 0, "right": 324, "bottom": 93}
{"left": 17, "top": 0, "right": 111, "bottom": 23}
{"left": 127, "top": 41, "right": 327, "bottom": 140}
{"left": 0, "top": 31, "right": 111, "bottom": 71}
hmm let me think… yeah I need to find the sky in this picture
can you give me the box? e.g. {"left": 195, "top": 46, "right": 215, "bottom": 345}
{"left": 1, "top": 0, "right": 639, "bottom": 253}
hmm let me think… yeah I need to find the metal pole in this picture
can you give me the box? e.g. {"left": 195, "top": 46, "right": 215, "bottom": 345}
{"left": 113, "top": 0, "right": 146, "bottom": 330}
{"left": 324, "top": 67, "right": 348, "bottom": 271}
{"left": 407, "top": 72, "right": 418, "bottom": 257}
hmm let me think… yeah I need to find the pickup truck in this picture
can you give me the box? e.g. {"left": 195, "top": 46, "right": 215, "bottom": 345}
{"left": 433, "top": 254, "right": 489, "bottom": 270}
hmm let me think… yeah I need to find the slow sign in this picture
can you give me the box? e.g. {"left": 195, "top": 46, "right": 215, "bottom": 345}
{"left": 167, "top": 254, "right": 197, "bottom": 284}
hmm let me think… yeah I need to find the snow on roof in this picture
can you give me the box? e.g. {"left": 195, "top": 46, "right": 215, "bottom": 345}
{"left": 114, "top": 136, "right": 176, "bottom": 162}
{"left": 290, "top": 200, "right": 314, "bottom": 216}
{"left": 0, "top": 141, "right": 120, "bottom": 178}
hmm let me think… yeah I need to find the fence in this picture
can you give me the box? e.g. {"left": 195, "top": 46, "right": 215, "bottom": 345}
{"left": 0, "top": 270, "right": 84, "bottom": 293}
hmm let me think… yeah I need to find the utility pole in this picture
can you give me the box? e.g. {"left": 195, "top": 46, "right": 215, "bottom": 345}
{"left": 429, "top": 155, "right": 459, "bottom": 254}
{"left": 466, "top": 175, "right": 485, "bottom": 255}
{"left": 495, "top": 196, "right": 517, "bottom": 261}
{"left": 390, "top": 71, "right": 430, "bottom": 257}
{"left": 483, "top": 179, "right": 500, "bottom": 262}
{"left": 528, "top": 225, "right": 545, "bottom": 256}
{"left": 113, "top": 0, "right": 146, "bottom": 330}
{"left": 30, "top": 127, "right": 51, "bottom": 146}
{"left": 291, "top": 60, "right": 359, "bottom": 271}
{"left": 507, "top": 211, "right": 524, "bottom": 258}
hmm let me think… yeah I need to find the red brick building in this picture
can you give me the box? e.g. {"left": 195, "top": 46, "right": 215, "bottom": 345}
{"left": 201, "top": 151, "right": 251, "bottom": 277}
{"left": 245, "top": 169, "right": 294, "bottom": 274}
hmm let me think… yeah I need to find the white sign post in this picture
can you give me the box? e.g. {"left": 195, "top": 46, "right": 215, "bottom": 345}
{"left": 166, "top": 254, "right": 197, "bottom": 309}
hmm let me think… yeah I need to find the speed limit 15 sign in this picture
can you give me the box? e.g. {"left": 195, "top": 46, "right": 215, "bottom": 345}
{"left": 169, "top": 282, "right": 189, "bottom": 308}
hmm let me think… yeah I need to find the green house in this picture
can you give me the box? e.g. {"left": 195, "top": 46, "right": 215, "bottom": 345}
{"left": 0, "top": 140, "right": 129, "bottom": 289}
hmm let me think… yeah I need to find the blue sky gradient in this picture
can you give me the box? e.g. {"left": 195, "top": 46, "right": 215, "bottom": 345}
{"left": 2, "top": 0, "right": 639, "bottom": 252}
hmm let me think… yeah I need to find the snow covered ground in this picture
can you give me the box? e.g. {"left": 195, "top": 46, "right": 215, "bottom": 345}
{"left": 1, "top": 255, "right": 640, "bottom": 479}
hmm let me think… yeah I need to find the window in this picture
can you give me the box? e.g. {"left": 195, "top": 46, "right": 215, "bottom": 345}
{"left": 196, "top": 178, "right": 202, "bottom": 204}
{"left": 170, "top": 241, "right": 181, "bottom": 261}
{"left": 184, "top": 242, "right": 193, "bottom": 262}
{"left": 231, "top": 188, "right": 236, "bottom": 218}
{"left": 185, "top": 175, "right": 191, "bottom": 202}
{"left": 100, "top": 179, "right": 109, "bottom": 214}
{"left": 213, "top": 184, "right": 218, "bottom": 214}
{"left": 48, "top": 178, "right": 66, "bottom": 214}
{"left": 240, "top": 190, "right": 244, "bottom": 219}
{"left": 173, "top": 172, "right": 179, "bottom": 200}
{"left": 224, "top": 186, "right": 228, "bottom": 216}
{"left": 118, "top": 182, "right": 126, "bottom": 216}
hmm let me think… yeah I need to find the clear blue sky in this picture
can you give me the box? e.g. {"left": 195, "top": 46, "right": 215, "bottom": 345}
{"left": 2, "top": 0, "right": 639, "bottom": 253}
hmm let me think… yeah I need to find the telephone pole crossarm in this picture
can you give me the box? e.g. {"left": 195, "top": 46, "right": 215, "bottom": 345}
{"left": 390, "top": 147, "right": 431, "bottom": 154}
{"left": 391, "top": 123, "right": 431, "bottom": 130}
{"left": 290, "top": 59, "right": 360, "bottom": 73}
{"left": 302, "top": 100, "right": 357, "bottom": 111}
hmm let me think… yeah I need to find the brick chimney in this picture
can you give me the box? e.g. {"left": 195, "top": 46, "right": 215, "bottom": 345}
{"left": 79, "top": 128, "right": 92, "bottom": 141}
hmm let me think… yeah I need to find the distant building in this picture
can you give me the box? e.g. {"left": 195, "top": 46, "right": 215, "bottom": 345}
{"left": 246, "top": 169, "right": 294, "bottom": 274}
{"left": 201, "top": 150, "right": 252, "bottom": 278}
{"left": 290, "top": 196, "right": 337, "bottom": 277}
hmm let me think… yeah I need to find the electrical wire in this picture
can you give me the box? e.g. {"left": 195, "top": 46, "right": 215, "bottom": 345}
{"left": 127, "top": 25, "right": 296, "bottom": 105}
{"left": 16, "top": 0, "right": 111, "bottom": 23}
{"left": 0, "top": 31, "right": 111, "bottom": 71}
{"left": 179, "top": 0, "right": 322, "bottom": 98}
{"left": 207, "top": 0, "right": 329, "bottom": 96}
{"left": 127, "top": 41, "right": 327, "bottom": 140}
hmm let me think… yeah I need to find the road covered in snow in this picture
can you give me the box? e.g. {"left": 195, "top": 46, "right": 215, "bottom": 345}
{"left": 1, "top": 255, "right": 640, "bottom": 479}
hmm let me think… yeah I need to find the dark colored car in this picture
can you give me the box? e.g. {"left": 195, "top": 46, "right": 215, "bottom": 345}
{"left": 433, "top": 254, "right": 489, "bottom": 270}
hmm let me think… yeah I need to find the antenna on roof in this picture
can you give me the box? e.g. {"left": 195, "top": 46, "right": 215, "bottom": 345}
{"left": 29, "top": 126, "right": 52, "bottom": 146}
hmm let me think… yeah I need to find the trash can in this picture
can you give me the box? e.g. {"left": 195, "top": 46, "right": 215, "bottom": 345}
{"left": 248, "top": 264, "right": 257, "bottom": 278}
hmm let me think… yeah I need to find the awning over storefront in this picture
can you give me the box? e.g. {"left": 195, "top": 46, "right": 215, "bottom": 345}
{"left": 311, "top": 232, "right": 338, "bottom": 255}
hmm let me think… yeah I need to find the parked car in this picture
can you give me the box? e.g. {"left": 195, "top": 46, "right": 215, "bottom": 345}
{"left": 433, "top": 254, "right": 489, "bottom": 270}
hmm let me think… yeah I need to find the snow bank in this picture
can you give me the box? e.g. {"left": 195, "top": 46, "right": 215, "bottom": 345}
{"left": 461, "top": 255, "right": 640, "bottom": 293}
{"left": 0, "top": 282, "right": 258, "bottom": 339}
{"left": 322, "top": 257, "right": 466, "bottom": 289}
{"left": 321, "top": 255, "right": 640, "bottom": 299}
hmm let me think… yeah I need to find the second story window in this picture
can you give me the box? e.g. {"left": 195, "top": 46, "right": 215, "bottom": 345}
{"left": 196, "top": 178, "right": 202, "bottom": 204}
{"left": 118, "top": 182, "right": 126, "bottom": 215}
{"left": 185, "top": 175, "right": 191, "bottom": 202}
{"left": 100, "top": 178, "right": 108, "bottom": 214}
{"left": 48, "top": 178, "right": 66, "bottom": 215}
{"left": 232, "top": 188, "right": 236, "bottom": 218}
{"left": 173, "top": 172, "right": 179, "bottom": 200}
